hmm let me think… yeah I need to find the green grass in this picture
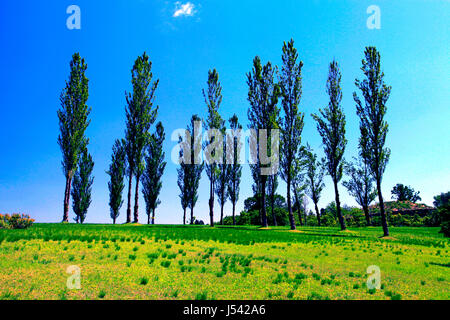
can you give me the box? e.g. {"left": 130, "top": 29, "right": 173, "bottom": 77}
{"left": 0, "top": 223, "right": 448, "bottom": 300}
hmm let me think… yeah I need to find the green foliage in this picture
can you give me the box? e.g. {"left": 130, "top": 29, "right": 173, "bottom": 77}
{"left": 71, "top": 147, "right": 94, "bottom": 224}
{"left": 247, "top": 56, "right": 281, "bottom": 227}
{"left": 142, "top": 122, "right": 166, "bottom": 224}
{"left": 434, "top": 192, "right": 450, "bottom": 237}
{"left": 354, "top": 46, "right": 391, "bottom": 236}
{"left": 57, "top": 52, "right": 91, "bottom": 222}
{"left": 227, "top": 115, "right": 243, "bottom": 225}
{"left": 312, "top": 60, "right": 347, "bottom": 230}
{"left": 203, "top": 69, "right": 224, "bottom": 226}
{"left": 391, "top": 184, "right": 421, "bottom": 202}
{"left": 343, "top": 157, "right": 377, "bottom": 225}
{"left": 124, "top": 52, "right": 159, "bottom": 223}
{"left": 279, "top": 39, "right": 305, "bottom": 230}
{"left": 0, "top": 214, "right": 34, "bottom": 229}
{"left": 107, "top": 139, "right": 126, "bottom": 224}
{"left": 304, "top": 144, "right": 325, "bottom": 225}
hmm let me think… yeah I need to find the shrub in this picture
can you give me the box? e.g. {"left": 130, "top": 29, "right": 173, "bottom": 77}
{"left": 0, "top": 213, "right": 34, "bottom": 229}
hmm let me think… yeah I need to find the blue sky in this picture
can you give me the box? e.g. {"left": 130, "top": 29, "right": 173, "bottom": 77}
{"left": 0, "top": 0, "right": 449, "bottom": 224}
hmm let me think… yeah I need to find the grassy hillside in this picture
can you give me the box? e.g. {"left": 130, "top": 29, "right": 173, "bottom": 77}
{"left": 0, "top": 224, "right": 448, "bottom": 300}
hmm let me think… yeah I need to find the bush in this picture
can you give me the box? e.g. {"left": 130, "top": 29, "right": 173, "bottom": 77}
{"left": 0, "top": 214, "right": 34, "bottom": 229}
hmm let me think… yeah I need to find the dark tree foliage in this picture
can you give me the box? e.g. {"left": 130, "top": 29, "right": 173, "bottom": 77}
{"left": 71, "top": 147, "right": 94, "bottom": 224}
{"left": 354, "top": 46, "right": 392, "bottom": 236}
{"left": 177, "top": 135, "right": 190, "bottom": 225}
{"left": 279, "top": 39, "right": 305, "bottom": 231}
{"left": 107, "top": 139, "right": 126, "bottom": 224}
{"left": 433, "top": 192, "right": 450, "bottom": 237}
{"left": 187, "top": 115, "right": 204, "bottom": 224}
{"left": 227, "top": 114, "right": 243, "bottom": 225}
{"left": 343, "top": 157, "right": 377, "bottom": 225}
{"left": 124, "top": 52, "right": 159, "bottom": 223}
{"left": 142, "top": 122, "right": 166, "bottom": 224}
{"left": 247, "top": 56, "right": 281, "bottom": 228}
{"left": 57, "top": 53, "right": 91, "bottom": 222}
{"left": 267, "top": 174, "right": 279, "bottom": 226}
{"left": 203, "top": 69, "right": 224, "bottom": 226}
{"left": 312, "top": 60, "right": 347, "bottom": 230}
{"left": 304, "top": 145, "right": 326, "bottom": 226}
{"left": 391, "top": 184, "right": 421, "bottom": 203}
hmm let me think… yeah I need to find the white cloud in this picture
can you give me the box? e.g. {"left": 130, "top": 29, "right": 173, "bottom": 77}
{"left": 173, "top": 2, "right": 196, "bottom": 18}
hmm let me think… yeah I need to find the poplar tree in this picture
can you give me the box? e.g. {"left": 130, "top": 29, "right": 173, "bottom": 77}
{"left": 343, "top": 157, "right": 377, "bottom": 226}
{"left": 142, "top": 122, "right": 166, "bottom": 224}
{"left": 279, "top": 39, "right": 305, "bottom": 230}
{"left": 57, "top": 53, "right": 91, "bottom": 222}
{"left": 227, "top": 114, "right": 243, "bottom": 225}
{"left": 124, "top": 52, "right": 159, "bottom": 223}
{"left": 71, "top": 147, "right": 94, "bottom": 224}
{"left": 203, "top": 69, "right": 224, "bottom": 226}
{"left": 215, "top": 128, "right": 230, "bottom": 225}
{"left": 312, "top": 60, "right": 347, "bottom": 231}
{"left": 187, "top": 115, "right": 204, "bottom": 224}
{"left": 177, "top": 136, "right": 190, "bottom": 225}
{"left": 247, "top": 56, "right": 281, "bottom": 228}
{"left": 107, "top": 139, "right": 126, "bottom": 224}
{"left": 354, "top": 46, "right": 392, "bottom": 237}
{"left": 304, "top": 145, "right": 325, "bottom": 226}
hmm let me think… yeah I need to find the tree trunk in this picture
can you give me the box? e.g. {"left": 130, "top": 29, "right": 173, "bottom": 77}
{"left": 147, "top": 212, "right": 150, "bottom": 225}
{"left": 209, "top": 177, "right": 214, "bottom": 227}
{"left": 63, "top": 176, "right": 72, "bottom": 222}
{"left": 190, "top": 205, "right": 194, "bottom": 225}
{"left": 152, "top": 208, "right": 155, "bottom": 225}
{"left": 377, "top": 179, "right": 389, "bottom": 236}
{"left": 232, "top": 201, "right": 236, "bottom": 225}
{"left": 133, "top": 176, "right": 140, "bottom": 223}
{"left": 334, "top": 180, "right": 346, "bottom": 230}
{"left": 113, "top": 216, "right": 116, "bottom": 225}
{"left": 314, "top": 201, "right": 321, "bottom": 226}
{"left": 220, "top": 203, "right": 224, "bottom": 225}
{"left": 286, "top": 175, "right": 295, "bottom": 230}
{"left": 261, "top": 177, "right": 268, "bottom": 227}
{"left": 183, "top": 207, "right": 186, "bottom": 225}
{"left": 363, "top": 205, "right": 371, "bottom": 226}
{"left": 126, "top": 172, "right": 133, "bottom": 223}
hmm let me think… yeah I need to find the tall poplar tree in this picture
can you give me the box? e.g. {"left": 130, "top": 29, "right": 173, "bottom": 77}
{"left": 203, "top": 69, "right": 224, "bottom": 226}
{"left": 57, "top": 53, "right": 91, "bottom": 222}
{"left": 177, "top": 136, "right": 190, "bottom": 225}
{"left": 304, "top": 145, "right": 325, "bottom": 226}
{"left": 107, "top": 139, "right": 126, "bottom": 224}
{"left": 142, "top": 122, "right": 166, "bottom": 224}
{"left": 227, "top": 114, "right": 243, "bottom": 225}
{"left": 312, "top": 60, "right": 347, "bottom": 231}
{"left": 354, "top": 46, "right": 392, "bottom": 237}
{"left": 279, "top": 39, "right": 305, "bottom": 230}
{"left": 124, "top": 52, "right": 159, "bottom": 223}
{"left": 71, "top": 146, "right": 94, "bottom": 224}
{"left": 187, "top": 115, "right": 204, "bottom": 224}
{"left": 343, "top": 157, "right": 377, "bottom": 226}
{"left": 247, "top": 56, "right": 281, "bottom": 228}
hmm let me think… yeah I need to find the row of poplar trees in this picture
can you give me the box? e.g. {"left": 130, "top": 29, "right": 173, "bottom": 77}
{"left": 58, "top": 42, "right": 392, "bottom": 237}
{"left": 175, "top": 40, "right": 392, "bottom": 237}
{"left": 58, "top": 52, "right": 166, "bottom": 225}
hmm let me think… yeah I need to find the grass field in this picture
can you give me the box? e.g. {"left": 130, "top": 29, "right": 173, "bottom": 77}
{"left": 0, "top": 224, "right": 448, "bottom": 300}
